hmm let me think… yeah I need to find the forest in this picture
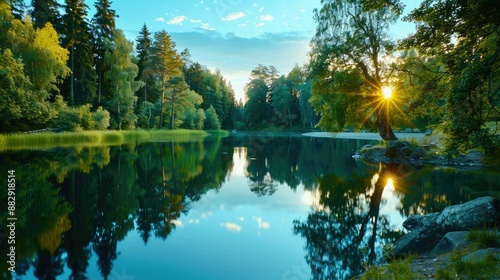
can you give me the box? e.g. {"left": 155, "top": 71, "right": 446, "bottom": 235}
{"left": 1, "top": 0, "right": 499, "bottom": 155}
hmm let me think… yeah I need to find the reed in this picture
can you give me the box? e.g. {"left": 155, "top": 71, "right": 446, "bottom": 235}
{"left": 0, "top": 129, "right": 216, "bottom": 151}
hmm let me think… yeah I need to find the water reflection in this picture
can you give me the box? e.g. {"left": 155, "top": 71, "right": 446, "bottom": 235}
{"left": 0, "top": 136, "right": 499, "bottom": 280}
{"left": 292, "top": 163, "right": 414, "bottom": 279}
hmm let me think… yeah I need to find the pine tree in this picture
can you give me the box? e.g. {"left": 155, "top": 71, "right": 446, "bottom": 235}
{"left": 9, "top": 0, "right": 26, "bottom": 20}
{"left": 150, "top": 30, "right": 184, "bottom": 129}
{"left": 31, "top": 0, "right": 62, "bottom": 29}
{"left": 60, "top": 0, "right": 97, "bottom": 105}
{"left": 135, "top": 23, "right": 153, "bottom": 103}
{"left": 91, "top": 0, "right": 117, "bottom": 105}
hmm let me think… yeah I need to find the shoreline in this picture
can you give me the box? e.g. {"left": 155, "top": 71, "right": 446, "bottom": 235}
{"left": 302, "top": 132, "right": 426, "bottom": 140}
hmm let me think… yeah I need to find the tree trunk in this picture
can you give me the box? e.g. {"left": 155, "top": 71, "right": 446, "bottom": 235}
{"left": 376, "top": 103, "right": 398, "bottom": 141}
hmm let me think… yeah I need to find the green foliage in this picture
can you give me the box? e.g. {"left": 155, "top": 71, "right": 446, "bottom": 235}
{"left": 0, "top": 48, "right": 56, "bottom": 132}
{"left": 436, "top": 248, "right": 500, "bottom": 280}
{"left": 297, "top": 81, "right": 317, "bottom": 128}
{"left": 60, "top": 0, "right": 97, "bottom": 105}
{"left": 204, "top": 105, "right": 221, "bottom": 130}
{"left": 362, "top": 256, "right": 425, "bottom": 280}
{"left": 0, "top": 129, "right": 209, "bottom": 150}
{"left": 309, "top": 0, "right": 401, "bottom": 140}
{"left": 103, "top": 29, "right": 142, "bottom": 130}
{"left": 309, "top": 70, "right": 366, "bottom": 132}
{"left": 468, "top": 229, "right": 500, "bottom": 249}
{"left": 93, "top": 106, "right": 111, "bottom": 130}
{"left": 183, "top": 63, "right": 236, "bottom": 129}
{"left": 53, "top": 95, "right": 109, "bottom": 131}
{"left": 31, "top": 0, "right": 61, "bottom": 29}
{"left": 401, "top": 0, "right": 500, "bottom": 155}
{"left": 137, "top": 101, "right": 157, "bottom": 129}
{"left": 244, "top": 78, "right": 268, "bottom": 128}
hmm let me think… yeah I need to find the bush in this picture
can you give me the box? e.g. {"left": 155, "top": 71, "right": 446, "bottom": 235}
{"left": 53, "top": 97, "right": 110, "bottom": 131}
{"left": 93, "top": 106, "right": 110, "bottom": 130}
{"left": 204, "top": 105, "right": 221, "bottom": 130}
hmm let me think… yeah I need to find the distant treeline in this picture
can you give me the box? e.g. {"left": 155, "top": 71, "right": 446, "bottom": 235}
{"left": 0, "top": 0, "right": 237, "bottom": 132}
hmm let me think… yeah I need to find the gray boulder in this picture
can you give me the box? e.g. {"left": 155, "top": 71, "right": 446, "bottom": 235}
{"left": 386, "top": 140, "right": 413, "bottom": 158}
{"left": 393, "top": 196, "right": 500, "bottom": 257}
{"left": 427, "top": 231, "right": 470, "bottom": 256}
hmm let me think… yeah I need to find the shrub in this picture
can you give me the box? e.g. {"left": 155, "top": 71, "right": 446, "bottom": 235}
{"left": 204, "top": 105, "right": 221, "bottom": 130}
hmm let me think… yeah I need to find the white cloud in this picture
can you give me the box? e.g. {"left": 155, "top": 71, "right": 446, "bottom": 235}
{"left": 200, "top": 211, "right": 213, "bottom": 219}
{"left": 155, "top": 17, "right": 165, "bottom": 22}
{"left": 189, "top": 219, "right": 200, "bottom": 224}
{"left": 200, "top": 23, "right": 216, "bottom": 31}
{"left": 252, "top": 3, "right": 258, "bottom": 7}
{"left": 253, "top": 217, "right": 270, "bottom": 229}
{"left": 237, "top": 216, "right": 245, "bottom": 221}
{"left": 239, "top": 23, "right": 247, "bottom": 27}
{"left": 168, "top": 15, "right": 187, "bottom": 25}
{"left": 259, "top": 7, "right": 264, "bottom": 12}
{"left": 221, "top": 222, "right": 242, "bottom": 232}
{"left": 222, "top": 12, "right": 245, "bottom": 21}
{"left": 300, "top": 8, "right": 306, "bottom": 13}
{"left": 170, "top": 219, "right": 184, "bottom": 228}
{"left": 190, "top": 19, "right": 202, "bottom": 23}
{"left": 260, "top": 15, "right": 274, "bottom": 21}
{"left": 255, "top": 22, "right": 265, "bottom": 28}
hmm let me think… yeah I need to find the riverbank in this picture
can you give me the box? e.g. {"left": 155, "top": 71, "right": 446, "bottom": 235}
{"left": 0, "top": 129, "right": 227, "bottom": 151}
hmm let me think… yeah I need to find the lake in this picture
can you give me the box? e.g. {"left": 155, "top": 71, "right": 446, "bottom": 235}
{"left": 1, "top": 135, "right": 499, "bottom": 280}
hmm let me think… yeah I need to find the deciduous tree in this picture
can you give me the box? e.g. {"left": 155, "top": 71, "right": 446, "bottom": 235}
{"left": 104, "top": 29, "right": 142, "bottom": 129}
{"left": 309, "top": 0, "right": 403, "bottom": 140}
{"left": 401, "top": 0, "right": 500, "bottom": 154}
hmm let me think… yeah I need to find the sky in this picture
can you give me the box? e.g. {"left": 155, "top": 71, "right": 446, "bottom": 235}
{"left": 109, "top": 0, "right": 422, "bottom": 102}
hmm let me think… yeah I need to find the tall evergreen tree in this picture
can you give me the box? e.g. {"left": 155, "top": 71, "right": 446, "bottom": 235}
{"left": 9, "top": 0, "right": 26, "bottom": 20}
{"left": 60, "top": 0, "right": 97, "bottom": 105}
{"left": 135, "top": 23, "right": 153, "bottom": 102}
{"left": 31, "top": 0, "right": 62, "bottom": 29}
{"left": 150, "top": 30, "right": 184, "bottom": 129}
{"left": 91, "top": 0, "right": 117, "bottom": 105}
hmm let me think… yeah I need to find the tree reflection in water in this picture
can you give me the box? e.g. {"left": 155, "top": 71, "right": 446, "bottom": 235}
{"left": 293, "top": 163, "right": 409, "bottom": 280}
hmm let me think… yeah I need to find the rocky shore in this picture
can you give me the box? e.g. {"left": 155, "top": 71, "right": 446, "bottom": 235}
{"left": 353, "top": 140, "right": 485, "bottom": 168}
{"left": 355, "top": 196, "right": 500, "bottom": 279}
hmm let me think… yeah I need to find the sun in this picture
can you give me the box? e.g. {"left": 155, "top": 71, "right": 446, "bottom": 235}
{"left": 382, "top": 86, "right": 393, "bottom": 99}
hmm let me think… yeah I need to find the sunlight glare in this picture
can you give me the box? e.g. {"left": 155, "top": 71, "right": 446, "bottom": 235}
{"left": 382, "top": 86, "right": 393, "bottom": 99}
{"left": 385, "top": 178, "right": 394, "bottom": 190}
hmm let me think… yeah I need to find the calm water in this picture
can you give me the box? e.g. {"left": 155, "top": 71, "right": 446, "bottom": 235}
{"left": 1, "top": 135, "right": 499, "bottom": 280}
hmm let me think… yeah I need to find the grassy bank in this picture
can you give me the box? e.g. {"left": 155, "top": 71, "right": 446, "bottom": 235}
{"left": 0, "top": 129, "right": 221, "bottom": 151}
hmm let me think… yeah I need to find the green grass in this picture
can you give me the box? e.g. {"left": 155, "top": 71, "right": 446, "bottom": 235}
{"left": 436, "top": 248, "right": 500, "bottom": 280}
{"left": 468, "top": 229, "right": 500, "bottom": 249}
{"left": 361, "top": 256, "right": 426, "bottom": 280}
{"left": 435, "top": 229, "right": 500, "bottom": 279}
{"left": 0, "top": 129, "right": 220, "bottom": 151}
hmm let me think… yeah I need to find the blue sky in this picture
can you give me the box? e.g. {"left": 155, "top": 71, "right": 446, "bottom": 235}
{"left": 110, "top": 0, "right": 422, "bottom": 102}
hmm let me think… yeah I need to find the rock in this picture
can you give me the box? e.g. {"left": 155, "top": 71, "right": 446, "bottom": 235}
{"left": 404, "top": 128, "right": 413, "bottom": 133}
{"left": 386, "top": 140, "right": 413, "bottom": 158}
{"left": 393, "top": 196, "right": 500, "bottom": 257}
{"left": 427, "top": 231, "right": 470, "bottom": 256}
{"left": 413, "top": 128, "right": 420, "bottom": 133}
{"left": 361, "top": 144, "right": 373, "bottom": 150}
{"left": 410, "top": 147, "right": 425, "bottom": 159}
{"left": 461, "top": 248, "right": 500, "bottom": 262}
